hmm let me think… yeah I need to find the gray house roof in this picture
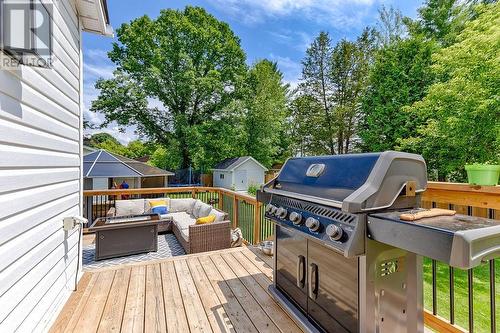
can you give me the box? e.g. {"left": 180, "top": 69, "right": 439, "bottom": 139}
{"left": 83, "top": 150, "right": 174, "bottom": 178}
{"left": 213, "top": 156, "right": 268, "bottom": 171}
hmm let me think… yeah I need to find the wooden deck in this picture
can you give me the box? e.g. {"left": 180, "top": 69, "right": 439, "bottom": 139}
{"left": 50, "top": 246, "right": 302, "bottom": 333}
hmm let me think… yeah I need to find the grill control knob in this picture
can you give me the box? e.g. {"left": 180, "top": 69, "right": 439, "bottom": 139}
{"left": 326, "top": 224, "right": 343, "bottom": 241}
{"left": 305, "top": 217, "right": 320, "bottom": 232}
{"left": 266, "top": 204, "right": 277, "bottom": 215}
{"left": 276, "top": 207, "right": 288, "bottom": 219}
{"left": 289, "top": 212, "right": 303, "bottom": 225}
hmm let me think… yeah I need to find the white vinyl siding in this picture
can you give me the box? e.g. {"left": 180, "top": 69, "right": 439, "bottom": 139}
{"left": 213, "top": 158, "right": 266, "bottom": 191}
{"left": 0, "top": 0, "right": 83, "bottom": 332}
{"left": 213, "top": 170, "right": 233, "bottom": 189}
{"left": 235, "top": 159, "right": 266, "bottom": 188}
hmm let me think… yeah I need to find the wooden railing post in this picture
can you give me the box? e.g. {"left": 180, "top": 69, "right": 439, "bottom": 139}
{"left": 253, "top": 202, "right": 261, "bottom": 245}
{"left": 233, "top": 195, "right": 238, "bottom": 229}
{"left": 218, "top": 190, "right": 223, "bottom": 210}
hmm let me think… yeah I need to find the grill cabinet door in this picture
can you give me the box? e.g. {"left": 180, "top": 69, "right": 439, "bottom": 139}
{"left": 307, "top": 240, "right": 359, "bottom": 333}
{"left": 275, "top": 224, "right": 308, "bottom": 313}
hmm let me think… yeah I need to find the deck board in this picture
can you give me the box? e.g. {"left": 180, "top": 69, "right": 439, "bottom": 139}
{"left": 50, "top": 247, "right": 301, "bottom": 333}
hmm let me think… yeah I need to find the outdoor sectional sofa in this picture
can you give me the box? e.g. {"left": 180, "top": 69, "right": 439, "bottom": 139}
{"left": 107, "top": 197, "right": 231, "bottom": 254}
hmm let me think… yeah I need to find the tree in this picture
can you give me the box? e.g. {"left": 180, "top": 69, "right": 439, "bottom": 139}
{"left": 299, "top": 32, "right": 336, "bottom": 154}
{"left": 375, "top": 5, "right": 406, "bottom": 47}
{"left": 91, "top": 6, "right": 247, "bottom": 168}
{"left": 406, "top": 0, "right": 483, "bottom": 46}
{"left": 399, "top": 2, "right": 500, "bottom": 180}
{"left": 288, "top": 94, "right": 326, "bottom": 156}
{"left": 244, "top": 60, "right": 289, "bottom": 167}
{"left": 358, "top": 36, "right": 436, "bottom": 152}
{"left": 330, "top": 29, "right": 375, "bottom": 153}
{"left": 292, "top": 30, "right": 375, "bottom": 155}
{"left": 87, "top": 132, "right": 120, "bottom": 146}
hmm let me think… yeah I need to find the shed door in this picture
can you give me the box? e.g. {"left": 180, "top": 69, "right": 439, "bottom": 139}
{"left": 234, "top": 170, "right": 247, "bottom": 191}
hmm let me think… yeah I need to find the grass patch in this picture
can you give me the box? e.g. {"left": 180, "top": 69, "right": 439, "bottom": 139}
{"left": 423, "top": 258, "right": 500, "bottom": 332}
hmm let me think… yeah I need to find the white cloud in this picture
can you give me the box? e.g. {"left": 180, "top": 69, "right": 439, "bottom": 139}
{"left": 208, "top": 0, "right": 378, "bottom": 28}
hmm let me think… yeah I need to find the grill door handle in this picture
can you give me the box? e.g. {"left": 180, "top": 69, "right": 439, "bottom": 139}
{"left": 296, "top": 255, "right": 306, "bottom": 288}
{"left": 308, "top": 263, "right": 319, "bottom": 300}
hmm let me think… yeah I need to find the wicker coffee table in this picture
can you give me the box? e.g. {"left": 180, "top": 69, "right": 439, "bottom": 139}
{"left": 89, "top": 214, "right": 161, "bottom": 260}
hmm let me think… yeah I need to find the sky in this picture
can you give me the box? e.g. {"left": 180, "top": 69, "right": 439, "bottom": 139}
{"left": 83, "top": 0, "right": 422, "bottom": 144}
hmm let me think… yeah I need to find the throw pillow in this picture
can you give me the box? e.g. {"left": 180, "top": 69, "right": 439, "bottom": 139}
{"left": 170, "top": 198, "right": 196, "bottom": 213}
{"left": 192, "top": 200, "right": 204, "bottom": 217}
{"left": 115, "top": 199, "right": 146, "bottom": 216}
{"left": 196, "top": 214, "right": 216, "bottom": 225}
{"left": 150, "top": 199, "right": 168, "bottom": 215}
{"left": 198, "top": 203, "right": 213, "bottom": 218}
{"left": 210, "top": 209, "right": 226, "bottom": 222}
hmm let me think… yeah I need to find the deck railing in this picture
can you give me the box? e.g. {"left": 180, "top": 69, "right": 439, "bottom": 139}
{"left": 83, "top": 187, "right": 274, "bottom": 244}
{"left": 421, "top": 182, "right": 499, "bottom": 333}
{"left": 83, "top": 182, "right": 500, "bottom": 333}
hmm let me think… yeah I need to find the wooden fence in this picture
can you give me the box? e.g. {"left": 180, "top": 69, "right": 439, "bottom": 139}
{"left": 83, "top": 182, "right": 500, "bottom": 333}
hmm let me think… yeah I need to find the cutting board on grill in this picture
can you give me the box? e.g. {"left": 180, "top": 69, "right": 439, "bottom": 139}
{"left": 399, "top": 208, "right": 456, "bottom": 221}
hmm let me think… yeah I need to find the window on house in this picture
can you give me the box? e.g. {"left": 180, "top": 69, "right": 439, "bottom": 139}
{"left": 0, "top": 0, "right": 52, "bottom": 68}
{"left": 220, "top": 174, "right": 224, "bottom": 179}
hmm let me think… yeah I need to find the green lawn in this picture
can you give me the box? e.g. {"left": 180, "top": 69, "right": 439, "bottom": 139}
{"left": 423, "top": 258, "right": 500, "bottom": 332}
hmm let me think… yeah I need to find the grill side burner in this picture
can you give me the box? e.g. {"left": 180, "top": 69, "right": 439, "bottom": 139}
{"left": 257, "top": 151, "right": 500, "bottom": 333}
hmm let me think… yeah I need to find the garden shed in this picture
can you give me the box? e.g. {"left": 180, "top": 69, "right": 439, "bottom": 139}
{"left": 212, "top": 156, "right": 268, "bottom": 191}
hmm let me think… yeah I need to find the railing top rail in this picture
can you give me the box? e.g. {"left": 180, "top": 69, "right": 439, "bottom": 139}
{"left": 427, "top": 182, "right": 500, "bottom": 194}
{"left": 83, "top": 186, "right": 259, "bottom": 204}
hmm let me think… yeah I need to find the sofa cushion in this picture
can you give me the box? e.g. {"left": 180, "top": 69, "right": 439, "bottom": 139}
{"left": 170, "top": 198, "right": 196, "bottom": 213}
{"left": 198, "top": 203, "right": 213, "bottom": 218}
{"left": 167, "top": 212, "right": 196, "bottom": 230}
{"left": 210, "top": 209, "right": 226, "bottom": 222}
{"left": 178, "top": 227, "right": 190, "bottom": 243}
{"left": 192, "top": 200, "right": 204, "bottom": 218}
{"left": 145, "top": 197, "right": 170, "bottom": 213}
{"left": 115, "top": 199, "right": 145, "bottom": 216}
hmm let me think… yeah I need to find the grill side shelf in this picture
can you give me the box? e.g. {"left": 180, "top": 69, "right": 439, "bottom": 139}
{"left": 367, "top": 212, "right": 500, "bottom": 269}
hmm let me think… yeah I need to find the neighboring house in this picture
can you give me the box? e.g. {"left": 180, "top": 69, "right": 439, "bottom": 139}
{"left": 0, "top": 1, "right": 112, "bottom": 332}
{"left": 213, "top": 156, "right": 268, "bottom": 191}
{"left": 83, "top": 150, "right": 174, "bottom": 190}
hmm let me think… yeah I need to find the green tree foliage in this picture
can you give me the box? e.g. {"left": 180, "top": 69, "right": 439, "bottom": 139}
{"left": 407, "top": 0, "right": 480, "bottom": 46}
{"left": 358, "top": 36, "right": 436, "bottom": 152}
{"left": 149, "top": 145, "right": 182, "bottom": 171}
{"left": 399, "top": 2, "right": 500, "bottom": 180}
{"left": 244, "top": 60, "right": 289, "bottom": 166}
{"left": 299, "top": 32, "right": 336, "bottom": 154}
{"left": 291, "top": 29, "right": 375, "bottom": 155}
{"left": 86, "top": 133, "right": 156, "bottom": 160}
{"left": 91, "top": 6, "right": 247, "bottom": 168}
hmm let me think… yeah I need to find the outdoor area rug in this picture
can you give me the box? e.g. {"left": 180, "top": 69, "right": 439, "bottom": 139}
{"left": 82, "top": 233, "right": 186, "bottom": 271}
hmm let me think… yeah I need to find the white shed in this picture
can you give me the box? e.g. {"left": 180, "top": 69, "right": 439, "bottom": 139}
{"left": 213, "top": 156, "right": 268, "bottom": 191}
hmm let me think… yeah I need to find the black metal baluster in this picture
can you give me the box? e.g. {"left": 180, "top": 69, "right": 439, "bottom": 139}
{"left": 468, "top": 268, "right": 474, "bottom": 333}
{"left": 432, "top": 259, "right": 437, "bottom": 315}
{"left": 490, "top": 260, "right": 496, "bottom": 333}
{"left": 449, "top": 267, "right": 455, "bottom": 324}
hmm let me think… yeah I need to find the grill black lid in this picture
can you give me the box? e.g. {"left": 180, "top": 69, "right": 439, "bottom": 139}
{"left": 259, "top": 151, "right": 427, "bottom": 213}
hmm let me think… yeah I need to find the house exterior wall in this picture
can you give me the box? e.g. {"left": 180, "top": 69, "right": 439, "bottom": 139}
{"left": 234, "top": 159, "right": 265, "bottom": 189}
{"left": 0, "top": 1, "right": 84, "bottom": 331}
{"left": 213, "top": 170, "right": 233, "bottom": 189}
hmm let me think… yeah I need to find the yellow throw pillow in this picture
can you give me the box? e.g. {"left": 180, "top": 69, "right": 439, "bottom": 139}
{"left": 149, "top": 199, "right": 167, "bottom": 208}
{"left": 196, "top": 214, "right": 216, "bottom": 225}
{"left": 148, "top": 199, "right": 168, "bottom": 215}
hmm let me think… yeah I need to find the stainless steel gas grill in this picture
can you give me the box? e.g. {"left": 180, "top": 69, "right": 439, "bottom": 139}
{"left": 256, "top": 151, "right": 500, "bottom": 333}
